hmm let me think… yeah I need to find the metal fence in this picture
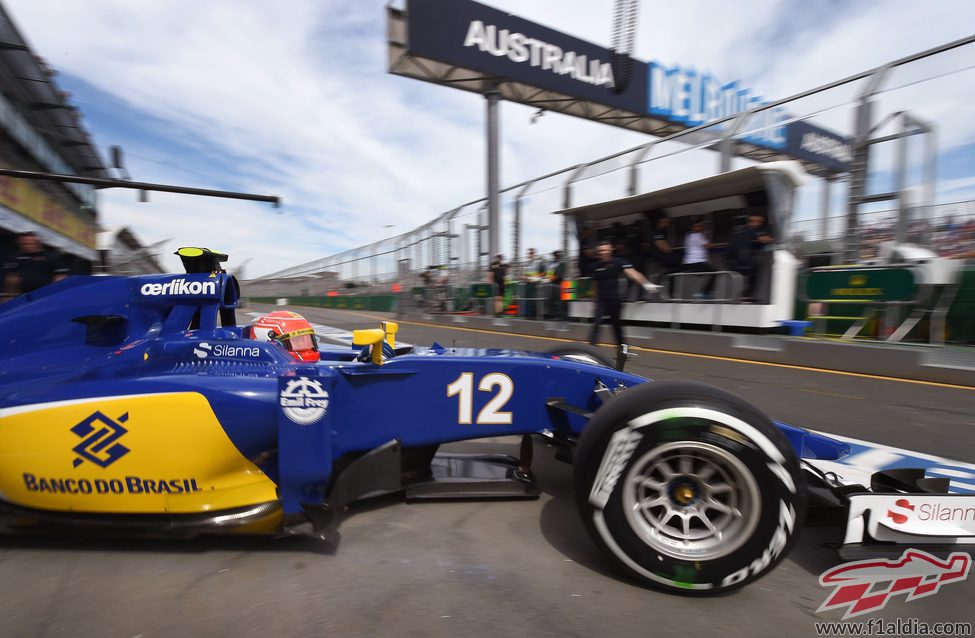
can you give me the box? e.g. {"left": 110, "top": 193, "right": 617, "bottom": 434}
{"left": 248, "top": 36, "right": 975, "bottom": 295}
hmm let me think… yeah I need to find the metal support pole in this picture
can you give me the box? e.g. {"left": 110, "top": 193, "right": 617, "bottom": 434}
{"left": 446, "top": 221, "right": 454, "bottom": 278}
{"left": 0, "top": 167, "right": 281, "bottom": 206}
{"left": 486, "top": 88, "right": 501, "bottom": 262}
{"left": 894, "top": 114, "right": 910, "bottom": 244}
{"left": 466, "top": 220, "right": 488, "bottom": 279}
{"left": 513, "top": 182, "right": 532, "bottom": 280}
{"left": 627, "top": 142, "right": 656, "bottom": 196}
{"left": 845, "top": 99, "right": 873, "bottom": 262}
{"left": 562, "top": 217, "right": 570, "bottom": 275}
{"left": 562, "top": 164, "right": 588, "bottom": 279}
{"left": 820, "top": 178, "right": 832, "bottom": 241}
{"left": 913, "top": 113, "right": 939, "bottom": 245}
{"left": 845, "top": 66, "right": 891, "bottom": 263}
{"left": 718, "top": 111, "right": 752, "bottom": 173}
{"left": 476, "top": 207, "right": 484, "bottom": 275}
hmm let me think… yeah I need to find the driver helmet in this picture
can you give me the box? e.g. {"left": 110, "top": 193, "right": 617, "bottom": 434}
{"left": 248, "top": 310, "right": 320, "bottom": 362}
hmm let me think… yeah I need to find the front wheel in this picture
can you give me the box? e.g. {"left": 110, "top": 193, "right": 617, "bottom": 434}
{"left": 574, "top": 380, "right": 805, "bottom": 594}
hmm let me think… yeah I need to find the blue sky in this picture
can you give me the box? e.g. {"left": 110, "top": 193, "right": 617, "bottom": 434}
{"left": 6, "top": 0, "right": 975, "bottom": 276}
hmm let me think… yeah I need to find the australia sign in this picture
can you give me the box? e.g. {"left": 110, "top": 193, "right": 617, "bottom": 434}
{"left": 400, "top": 0, "right": 851, "bottom": 172}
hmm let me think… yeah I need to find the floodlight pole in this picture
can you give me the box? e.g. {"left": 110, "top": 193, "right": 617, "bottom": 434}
{"left": 820, "top": 178, "right": 832, "bottom": 241}
{"left": 486, "top": 86, "right": 501, "bottom": 264}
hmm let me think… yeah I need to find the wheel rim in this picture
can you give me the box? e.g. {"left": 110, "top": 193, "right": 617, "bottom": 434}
{"left": 621, "top": 440, "right": 761, "bottom": 561}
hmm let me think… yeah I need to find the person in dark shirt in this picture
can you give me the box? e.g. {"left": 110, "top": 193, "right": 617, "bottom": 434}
{"left": 490, "top": 254, "right": 507, "bottom": 315}
{"left": 577, "top": 224, "right": 596, "bottom": 277}
{"left": 547, "top": 250, "right": 566, "bottom": 320}
{"left": 2, "top": 231, "right": 67, "bottom": 299}
{"left": 745, "top": 214, "right": 773, "bottom": 251}
{"left": 588, "top": 240, "right": 660, "bottom": 346}
{"left": 648, "top": 213, "right": 680, "bottom": 294}
{"left": 737, "top": 214, "right": 773, "bottom": 300}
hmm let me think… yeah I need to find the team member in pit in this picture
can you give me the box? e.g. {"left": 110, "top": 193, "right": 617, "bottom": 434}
{"left": 588, "top": 240, "right": 660, "bottom": 347}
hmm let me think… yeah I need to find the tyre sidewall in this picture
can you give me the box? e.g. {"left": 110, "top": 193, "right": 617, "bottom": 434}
{"left": 575, "top": 381, "right": 805, "bottom": 593}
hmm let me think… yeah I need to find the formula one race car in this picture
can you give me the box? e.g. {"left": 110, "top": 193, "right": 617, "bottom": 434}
{"left": 0, "top": 248, "right": 971, "bottom": 595}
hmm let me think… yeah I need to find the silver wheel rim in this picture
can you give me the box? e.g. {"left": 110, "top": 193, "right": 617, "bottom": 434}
{"left": 621, "top": 440, "right": 761, "bottom": 561}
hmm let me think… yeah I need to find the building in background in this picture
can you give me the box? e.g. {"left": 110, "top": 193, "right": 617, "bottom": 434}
{"left": 0, "top": 3, "right": 107, "bottom": 274}
{"left": 96, "top": 226, "right": 165, "bottom": 275}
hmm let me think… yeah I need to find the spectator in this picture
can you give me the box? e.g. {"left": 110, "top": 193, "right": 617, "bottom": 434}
{"left": 680, "top": 220, "right": 716, "bottom": 299}
{"left": 610, "top": 221, "right": 626, "bottom": 247}
{"left": 490, "top": 254, "right": 507, "bottom": 315}
{"left": 648, "top": 213, "right": 680, "bottom": 294}
{"left": 523, "top": 248, "right": 546, "bottom": 318}
{"left": 524, "top": 247, "right": 545, "bottom": 280}
{"left": 588, "top": 240, "right": 660, "bottom": 347}
{"left": 623, "top": 221, "right": 646, "bottom": 301}
{"left": 740, "top": 214, "right": 774, "bottom": 300}
{"left": 2, "top": 231, "right": 67, "bottom": 300}
{"left": 578, "top": 224, "right": 596, "bottom": 277}
{"left": 731, "top": 214, "right": 775, "bottom": 301}
{"left": 546, "top": 250, "right": 566, "bottom": 320}
{"left": 727, "top": 217, "right": 755, "bottom": 296}
{"left": 950, "top": 247, "right": 975, "bottom": 260}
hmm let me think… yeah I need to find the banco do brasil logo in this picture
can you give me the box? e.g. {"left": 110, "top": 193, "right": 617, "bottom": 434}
{"left": 71, "top": 411, "right": 130, "bottom": 468}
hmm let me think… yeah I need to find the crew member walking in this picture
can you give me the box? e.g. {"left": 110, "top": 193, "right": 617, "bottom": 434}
{"left": 588, "top": 240, "right": 659, "bottom": 347}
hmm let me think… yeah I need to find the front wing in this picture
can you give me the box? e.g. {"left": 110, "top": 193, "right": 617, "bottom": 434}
{"left": 840, "top": 493, "right": 975, "bottom": 558}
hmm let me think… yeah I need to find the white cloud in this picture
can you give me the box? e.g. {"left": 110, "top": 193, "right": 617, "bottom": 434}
{"left": 5, "top": 0, "right": 975, "bottom": 276}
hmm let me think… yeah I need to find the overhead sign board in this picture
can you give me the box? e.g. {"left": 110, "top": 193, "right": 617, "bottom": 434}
{"left": 397, "top": 0, "right": 851, "bottom": 173}
{"left": 406, "top": 0, "right": 646, "bottom": 113}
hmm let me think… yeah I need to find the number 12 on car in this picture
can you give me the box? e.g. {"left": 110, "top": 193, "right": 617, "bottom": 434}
{"left": 446, "top": 372, "right": 514, "bottom": 425}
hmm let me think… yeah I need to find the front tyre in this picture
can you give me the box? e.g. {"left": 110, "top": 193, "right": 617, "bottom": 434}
{"left": 574, "top": 381, "right": 804, "bottom": 594}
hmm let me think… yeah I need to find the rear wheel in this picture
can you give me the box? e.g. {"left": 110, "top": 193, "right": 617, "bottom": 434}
{"left": 574, "top": 380, "right": 804, "bottom": 594}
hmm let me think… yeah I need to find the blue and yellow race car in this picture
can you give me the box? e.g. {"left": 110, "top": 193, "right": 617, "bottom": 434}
{"left": 0, "top": 248, "right": 969, "bottom": 595}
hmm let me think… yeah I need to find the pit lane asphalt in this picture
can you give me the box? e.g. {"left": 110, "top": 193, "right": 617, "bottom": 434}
{"left": 2, "top": 305, "right": 973, "bottom": 638}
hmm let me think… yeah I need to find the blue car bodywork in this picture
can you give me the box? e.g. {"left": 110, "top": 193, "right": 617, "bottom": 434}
{"left": 0, "top": 271, "right": 850, "bottom": 535}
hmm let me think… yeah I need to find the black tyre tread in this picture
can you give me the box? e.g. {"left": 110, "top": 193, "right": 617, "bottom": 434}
{"left": 574, "top": 380, "right": 805, "bottom": 594}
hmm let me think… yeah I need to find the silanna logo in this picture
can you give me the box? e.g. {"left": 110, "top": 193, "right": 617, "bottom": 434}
{"left": 140, "top": 278, "right": 217, "bottom": 296}
{"left": 71, "top": 411, "right": 130, "bottom": 468}
{"left": 818, "top": 549, "right": 970, "bottom": 619}
{"left": 887, "top": 498, "right": 975, "bottom": 524}
{"left": 887, "top": 498, "right": 915, "bottom": 524}
{"left": 193, "top": 342, "right": 261, "bottom": 359}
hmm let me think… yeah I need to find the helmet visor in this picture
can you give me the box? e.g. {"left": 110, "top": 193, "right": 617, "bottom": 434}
{"left": 286, "top": 333, "right": 317, "bottom": 352}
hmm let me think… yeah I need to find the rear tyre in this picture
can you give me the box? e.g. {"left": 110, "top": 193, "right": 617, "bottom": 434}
{"left": 545, "top": 343, "right": 614, "bottom": 368}
{"left": 574, "top": 380, "right": 805, "bottom": 594}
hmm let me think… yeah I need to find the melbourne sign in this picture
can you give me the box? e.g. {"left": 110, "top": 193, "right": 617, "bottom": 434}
{"left": 403, "top": 0, "right": 850, "bottom": 171}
